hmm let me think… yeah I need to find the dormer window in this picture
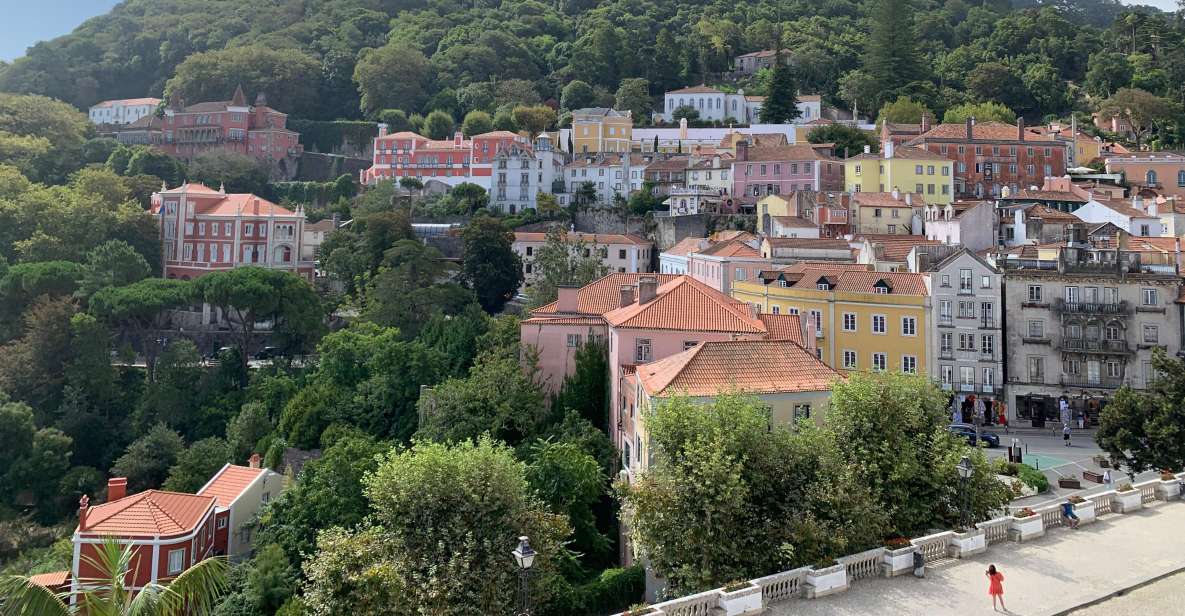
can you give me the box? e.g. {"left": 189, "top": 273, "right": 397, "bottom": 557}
{"left": 873, "top": 279, "right": 892, "bottom": 294}
{"left": 817, "top": 283, "right": 829, "bottom": 291}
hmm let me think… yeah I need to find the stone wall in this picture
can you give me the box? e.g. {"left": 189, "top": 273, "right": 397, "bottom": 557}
{"left": 573, "top": 208, "right": 646, "bottom": 236}
{"left": 295, "top": 152, "right": 372, "bottom": 182}
{"left": 652, "top": 214, "right": 706, "bottom": 250}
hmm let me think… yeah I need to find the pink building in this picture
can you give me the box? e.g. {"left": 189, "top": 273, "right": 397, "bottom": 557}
{"left": 731, "top": 142, "right": 843, "bottom": 212}
{"left": 151, "top": 183, "right": 314, "bottom": 280}
{"left": 361, "top": 127, "right": 527, "bottom": 187}
{"left": 686, "top": 237, "right": 770, "bottom": 295}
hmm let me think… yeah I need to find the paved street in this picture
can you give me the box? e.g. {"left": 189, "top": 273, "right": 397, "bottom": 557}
{"left": 768, "top": 500, "right": 1185, "bottom": 616}
{"left": 1068, "top": 569, "right": 1185, "bottom": 615}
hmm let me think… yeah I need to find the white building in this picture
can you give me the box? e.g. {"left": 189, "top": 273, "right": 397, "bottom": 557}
{"left": 561, "top": 154, "right": 646, "bottom": 206}
{"left": 660, "top": 87, "right": 822, "bottom": 124}
{"left": 1071, "top": 197, "right": 1164, "bottom": 237}
{"left": 924, "top": 201, "right": 998, "bottom": 252}
{"left": 489, "top": 140, "right": 564, "bottom": 214}
{"left": 686, "top": 155, "right": 734, "bottom": 196}
{"left": 662, "top": 187, "right": 721, "bottom": 216}
{"left": 515, "top": 231, "right": 654, "bottom": 289}
{"left": 89, "top": 98, "right": 162, "bottom": 126}
{"left": 659, "top": 237, "right": 711, "bottom": 274}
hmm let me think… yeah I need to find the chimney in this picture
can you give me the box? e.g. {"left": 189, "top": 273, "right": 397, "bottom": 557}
{"left": 884, "top": 140, "right": 895, "bottom": 159}
{"left": 638, "top": 276, "right": 658, "bottom": 304}
{"left": 619, "top": 284, "right": 635, "bottom": 307}
{"left": 749, "top": 303, "right": 760, "bottom": 319}
{"left": 249, "top": 453, "right": 262, "bottom": 469}
{"left": 891, "top": 187, "right": 900, "bottom": 200}
{"left": 966, "top": 117, "right": 974, "bottom": 140}
{"left": 736, "top": 140, "right": 749, "bottom": 162}
{"left": 557, "top": 285, "right": 579, "bottom": 312}
{"left": 107, "top": 477, "right": 127, "bottom": 502}
{"left": 78, "top": 495, "right": 90, "bottom": 530}
{"left": 679, "top": 117, "right": 688, "bottom": 140}
{"left": 1017, "top": 117, "right": 1026, "bottom": 142}
{"left": 454, "top": 132, "right": 463, "bottom": 147}
{"left": 905, "top": 193, "right": 912, "bottom": 206}
{"left": 921, "top": 112, "right": 931, "bottom": 133}
{"left": 377, "top": 122, "right": 388, "bottom": 138}
{"left": 863, "top": 144, "right": 870, "bottom": 154}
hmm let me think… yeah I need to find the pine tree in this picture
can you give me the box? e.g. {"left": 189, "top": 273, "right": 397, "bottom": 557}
{"left": 759, "top": 51, "right": 801, "bottom": 124}
{"left": 862, "top": 0, "right": 925, "bottom": 108}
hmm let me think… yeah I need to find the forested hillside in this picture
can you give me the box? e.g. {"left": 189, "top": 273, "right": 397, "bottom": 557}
{"left": 0, "top": 0, "right": 1182, "bottom": 126}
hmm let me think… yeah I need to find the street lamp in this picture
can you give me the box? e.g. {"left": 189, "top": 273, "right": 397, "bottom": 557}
{"left": 957, "top": 455, "right": 974, "bottom": 527}
{"left": 512, "top": 535, "right": 536, "bottom": 616}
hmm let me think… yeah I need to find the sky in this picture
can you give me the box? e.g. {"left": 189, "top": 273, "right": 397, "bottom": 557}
{"left": 0, "top": 0, "right": 1179, "bottom": 63}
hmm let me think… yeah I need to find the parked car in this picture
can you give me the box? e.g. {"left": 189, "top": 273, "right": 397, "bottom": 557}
{"left": 948, "top": 424, "right": 999, "bottom": 448}
{"left": 253, "top": 346, "right": 283, "bottom": 360}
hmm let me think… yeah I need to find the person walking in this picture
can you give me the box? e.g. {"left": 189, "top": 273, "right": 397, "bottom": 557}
{"left": 997, "top": 400, "right": 1009, "bottom": 434}
{"left": 975, "top": 396, "right": 986, "bottom": 426}
{"left": 987, "top": 564, "right": 1006, "bottom": 612}
{"left": 1063, "top": 422, "right": 1072, "bottom": 447}
{"left": 1103, "top": 469, "right": 1112, "bottom": 487}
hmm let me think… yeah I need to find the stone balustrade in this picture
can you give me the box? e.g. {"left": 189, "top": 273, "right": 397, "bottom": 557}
{"left": 616, "top": 472, "right": 1185, "bottom": 616}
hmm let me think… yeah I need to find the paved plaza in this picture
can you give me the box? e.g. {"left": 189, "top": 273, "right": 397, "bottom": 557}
{"left": 768, "top": 499, "right": 1185, "bottom": 616}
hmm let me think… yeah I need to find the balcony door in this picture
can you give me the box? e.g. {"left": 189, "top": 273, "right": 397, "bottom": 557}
{"left": 1086, "top": 360, "right": 1101, "bottom": 385}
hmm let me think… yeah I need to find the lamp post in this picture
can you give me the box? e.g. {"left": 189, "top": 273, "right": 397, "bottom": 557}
{"left": 512, "top": 535, "right": 536, "bottom": 616}
{"left": 957, "top": 455, "right": 973, "bottom": 528}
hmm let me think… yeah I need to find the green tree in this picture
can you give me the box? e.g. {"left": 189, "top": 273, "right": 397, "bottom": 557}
{"left": 451, "top": 182, "right": 488, "bottom": 213}
{"left": 111, "top": 423, "right": 187, "bottom": 493}
{"left": 525, "top": 439, "right": 610, "bottom": 564}
{"left": 493, "top": 109, "right": 519, "bottom": 132}
{"left": 417, "top": 349, "right": 547, "bottom": 446}
{"left": 461, "top": 110, "right": 494, "bottom": 137}
{"left": 862, "top": 0, "right": 926, "bottom": 107}
{"left": 512, "top": 105, "right": 557, "bottom": 136}
{"left": 1097, "top": 87, "right": 1180, "bottom": 148}
{"left": 187, "top": 150, "right": 270, "bottom": 196}
{"left": 378, "top": 109, "right": 411, "bottom": 132}
{"left": 423, "top": 109, "right": 456, "bottom": 140}
{"left": 0, "top": 93, "right": 91, "bottom": 184}
{"left": 966, "top": 62, "right": 1030, "bottom": 112}
{"left": 245, "top": 544, "right": 295, "bottom": 614}
{"left": 806, "top": 124, "right": 878, "bottom": 158}
{"left": 1085, "top": 51, "right": 1133, "bottom": 99}
{"left": 877, "top": 96, "right": 931, "bottom": 125}
{"left": 353, "top": 42, "right": 433, "bottom": 117}
{"left": 226, "top": 402, "right": 274, "bottom": 463}
{"left": 561, "top": 80, "right": 596, "bottom": 110}
{"left": 76, "top": 239, "right": 151, "bottom": 298}
{"left": 164, "top": 437, "right": 233, "bottom": 493}
{"left": 0, "top": 538, "right": 228, "bottom": 616}
{"left": 126, "top": 148, "right": 187, "bottom": 185}
{"left": 759, "top": 53, "right": 801, "bottom": 124}
{"left": 459, "top": 215, "right": 523, "bottom": 313}
{"left": 303, "top": 437, "right": 568, "bottom": 615}
{"left": 942, "top": 102, "right": 1017, "bottom": 124}
{"left": 838, "top": 70, "right": 879, "bottom": 119}
{"left": 671, "top": 105, "right": 700, "bottom": 123}
{"left": 164, "top": 46, "right": 322, "bottom": 118}
{"left": 361, "top": 240, "right": 475, "bottom": 338}
{"left": 1097, "top": 349, "right": 1185, "bottom": 473}
{"left": 1023, "top": 63, "right": 1071, "bottom": 115}
{"left": 523, "top": 226, "right": 610, "bottom": 308}
{"left": 89, "top": 278, "right": 193, "bottom": 380}
{"left": 614, "top": 78, "right": 652, "bottom": 122}
{"left": 552, "top": 338, "right": 609, "bottom": 430}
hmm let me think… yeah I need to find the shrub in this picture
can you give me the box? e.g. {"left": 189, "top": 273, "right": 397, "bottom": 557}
{"left": 1068, "top": 495, "right": 1086, "bottom": 504}
{"left": 884, "top": 537, "right": 911, "bottom": 549}
{"left": 1117, "top": 482, "right": 1135, "bottom": 492}
{"left": 1013, "top": 507, "right": 1037, "bottom": 518}
{"left": 550, "top": 566, "right": 645, "bottom": 615}
{"left": 723, "top": 580, "right": 751, "bottom": 592}
{"left": 1015, "top": 464, "right": 1049, "bottom": 493}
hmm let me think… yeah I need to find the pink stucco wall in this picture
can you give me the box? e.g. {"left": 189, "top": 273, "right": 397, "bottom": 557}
{"left": 520, "top": 321, "right": 608, "bottom": 393}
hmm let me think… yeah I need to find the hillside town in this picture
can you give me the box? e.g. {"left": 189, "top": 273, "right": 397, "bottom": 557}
{"left": 3, "top": 0, "right": 1185, "bottom": 615}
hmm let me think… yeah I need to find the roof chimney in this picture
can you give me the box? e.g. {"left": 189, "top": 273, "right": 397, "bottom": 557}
{"left": 921, "top": 112, "right": 931, "bottom": 133}
{"left": 679, "top": 117, "right": 688, "bottom": 140}
{"left": 78, "top": 495, "right": 90, "bottom": 531}
{"left": 619, "top": 284, "right": 635, "bottom": 307}
{"left": 1017, "top": 117, "right": 1025, "bottom": 142}
{"left": 891, "top": 187, "right": 900, "bottom": 200}
{"left": 107, "top": 477, "right": 127, "bottom": 502}
{"left": 454, "top": 132, "right": 463, "bottom": 147}
{"left": 638, "top": 276, "right": 658, "bottom": 304}
{"left": 377, "top": 122, "right": 388, "bottom": 138}
{"left": 249, "top": 453, "right": 262, "bottom": 469}
{"left": 557, "top": 285, "right": 579, "bottom": 312}
{"left": 863, "top": 144, "right": 870, "bottom": 154}
{"left": 736, "top": 140, "right": 749, "bottom": 162}
{"left": 966, "top": 117, "right": 974, "bottom": 140}
{"left": 904, "top": 193, "right": 912, "bottom": 206}
{"left": 884, "top": 140, "right": 895, "bottom": 159}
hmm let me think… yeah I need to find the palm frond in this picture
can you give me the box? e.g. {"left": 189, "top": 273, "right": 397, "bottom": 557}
{"left": 132, "top": 556, "right": 228, "bottom": 616}
{"left": 0, "top": 575, "right": 72, "bottom": 616}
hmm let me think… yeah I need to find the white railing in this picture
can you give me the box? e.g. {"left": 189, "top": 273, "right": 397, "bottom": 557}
{"left": 839, "top": 547, "right": 884, "bottom": 582}
{"left": 1137, "top": 480, "right": 1157, "bottom": 504}
{"left": 1039, "top": 504, "right": 1063, "bottom": 530}
{"left": 977, "top": 517, "right": 1011, "bottom": 544}
{"left": 911, "top": 531, "right": 953, "bottom": 562}
{"left": 753, "top": 567, "right": 807, "bottom": 603}
{"left": 1090, "top": 491, "right": 1115, "bottom": 515}
{"left": 656, "top": 589, "right": 718, "bottom": 616}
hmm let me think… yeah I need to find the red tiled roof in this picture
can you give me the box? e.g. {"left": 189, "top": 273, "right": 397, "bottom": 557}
{"left": 1025, "top": 204, "right": 1080, "bottom": 222}
{"left": 780, "top": 262, "right": 873, "bottom": 274}
{"left": 668, "top": 85, "right": 721, "bottom": 95}
{"left": 850, "top": 145, "right": 946, "bottom": 161}
{"left": 531, "top": 273, "right": 681, "bottom": 316}
{"left": 514, "top": 232, "right": 651, "bottom": 245}
{"left": 1012, "top": 190, "right": 1088, "bottom": 203}
{"left": 710, "top": 230, "right": 757, "bottom": 243}
{"left": 28, "top": 571, "right": 70, "bottom": 588}
{"left": 772, "top": 215, "right": 817, "bottom": 229}
{"left": 765, "top": 237, "right": 852, "bottom": 250}
{"left": 743, "top": 144, "right": 836, "bottom": 162}
{"left": 197, "top": 464, "right": 266, "bottom": 508}
{"left": 664, "top": 237, "right": 710, "bottom": 257}
{"left": 855, "top": 234, "right": 943, "bottom": 261}
{"left": 758, "top": 313, "right": 805, "bottom": 345}
{"left": 1092, "top": 198, "right": 1156, "bottom": 219}
{"left": 698, "top": 239, "right": 761, "bottom": 258}
{"left": 645, "top": 157, "right": 692, "bottom": 171}
{"left": 636, "top": 340, "right": 841, "bottom": 397}
{"left": 852, "top": 192, "right": 923, "bottom": 208}
{"left": 604, "top": 276, "right": 766, "bottom": 333}
{"left": 80, "top": 491, "right": 215, "bottom": 537}
{"left": 833, "top": 271, "right": 929, "bottom": 295}
{"left": 914, "top": 121, "right": 1061, "bottom": 142}
{"left": 159, "top": 182, "right": 222, "bottom": 195}
{"left": 376, "top": 131, "right": 429, "bottom": 141}
{"left": 198, "top": 194, "right": 297, "bottom": 217}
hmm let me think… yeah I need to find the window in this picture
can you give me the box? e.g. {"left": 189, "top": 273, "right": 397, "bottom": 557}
{"left": 1028, "top": 357, "right": 1044, "bottom": 382}
{"left": 842, "top": 313, "right": 857, "bottom": 331}
{"left": 1107, "top": 361, "right": 1122, "bottom": 378}
{"left": 958, "top": 301, "right": 975, "bottom": 319}
{"left": 1144, "top": 324, "right": 1159, "bottom": 343}
{"left": 902, "top": 355, "right": 917, "bottom": 374}
{"left": 261, "top": 491, "right": 270, "bottom": 503}
{"left": 1178, "top": 170, "right": 1185, "bottom": 187}
{"left": 622, "top": 442, "right": 631, "bottom": 469}
{"left": 168, "top": 549, "right": 185, "bottom": 575}
{"left": 941, "top": 365, "right": 953, "bottom": 385}
{"left": 1143, "top": 288, "right": 1159, "bottom": 306}
{"left": 927, "top": 165, "right": 935, "bottom": 175}
{"left": 981, "top": 275, "right": 991, "bottom": 289}
{"left": 843, "top": 350, "right": 857, "bottom": 369}
{"left": 185, "top": 222, "right": 194, "bottom": 235}
{"left": 525, "top": 246, "right": 533, "bottom": 256}
{"left": 872, "top": 353, "right": 887, "bottom": 371}
{"left": 959, "top": 269, "right": 972, "bottom": 292}
{"left": 960, "top": 366, "right": 975, "bottom": 385}
{"left": 635, "top": 338, "right": 652, "bottom": 362}
{"left": 901, "top": 316, "right": 917, "bottom": 336}
{"left": 941, "top": 274, "right": 950, "bottom": 287}
{"left": 735, "top": 268, "right": 746, "bottom": 281}
{"left": 217, "top": 517, "right": 228, "bottom": 529}
{"left": 1028, "top": 285, "right": 1043, "bottom": 303}
{"left": 981, "top": 334, "right": 994, "bottom": 356}
{"left": 1027, "top": 320, "right": 1044, "bottom": 338}
{"left": 771, "top": 305, "right": 780, "bottom": 315}
{"left": 941, "top": 332, "right": 953, "bottom": 354}
{"left": 983, "top": 368, "right": 994, "bottom": 387}
{"left": 810, "top": 310, "right": 823, "bottom": 335}
{"left": 567, "top": 334, "right": 582, "bottom": 348}
{"left": 618, "top": 249, "right": 626, "bottom": 259}
{"left": 1147, "top": 170, "right": 1158, "bottom": 185}
{"left": 245, "top": 223, "right": 254, "bottom": 236}
{"left": 888, "top": 224, "right": 897, "bottom": 233}
{"left": 793, "top": 404, "right": 811, "bottom": 421}
{"left": 683, "top": 340, "right": 699, "bottom": 351}
{"left": 872, "top": 314, "right": 886, "bottom": 334}
{"left": 197, "top": 222, "right": 206, "bottom": 236}
{"left": 959, "top": 333, "right": 976, "bottom": 351}
{"left": 1065, "top": 286, "right": 1079, "bottom": 303}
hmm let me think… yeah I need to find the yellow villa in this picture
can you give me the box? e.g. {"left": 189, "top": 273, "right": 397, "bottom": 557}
{"left": 845, "top": 142, "right": 954, "bottom": 205}
{"left": 732, "top": 267, "right": 930, "bottom": 373}
{"left": 570, "top": 107, "right": 633, "bottom": 153}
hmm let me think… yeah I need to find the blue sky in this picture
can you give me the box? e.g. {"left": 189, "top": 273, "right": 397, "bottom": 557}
{"left": 0, "top": 0, "right": 1179, "bottom": 63}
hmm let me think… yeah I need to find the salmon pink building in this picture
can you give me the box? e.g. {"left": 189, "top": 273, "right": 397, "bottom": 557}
{"left": 361, "top": 126, "right": 528, "bottom": 188}
{"left": 151, "top": 183, "right": 314, "bottom": 280}
{"left": 731, "top": 141, "right": 843, "bottom": 212}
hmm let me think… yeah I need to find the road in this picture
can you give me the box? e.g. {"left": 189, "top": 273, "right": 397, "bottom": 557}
{"left": 1068, "top": 569, "right": 1185, "bottom": 615}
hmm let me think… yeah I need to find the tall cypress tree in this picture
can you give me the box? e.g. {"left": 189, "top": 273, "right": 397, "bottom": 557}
{"left": 862, "top": 0, "right": 925, "bottom": 108}
{"left": 759, "top": 51, "right": 801, "bottom": 124}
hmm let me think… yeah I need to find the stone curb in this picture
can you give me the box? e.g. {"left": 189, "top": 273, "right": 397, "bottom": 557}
{"left": 1049, "top": 564, "right": 1185, "bottom": 616}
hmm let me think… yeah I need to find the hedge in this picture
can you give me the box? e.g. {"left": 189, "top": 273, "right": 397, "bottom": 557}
{"left": 547, "top": 566, "right": 645, "bottom": 615}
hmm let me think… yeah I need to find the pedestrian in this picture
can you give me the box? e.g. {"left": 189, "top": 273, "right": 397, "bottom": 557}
{"left": 975, "top": 396, "right": 986, "bottom": 426}
{"left": 986, "top": 564, "right": 1006, "bottom": 612}
{"left": 1063, "top": 423, "right": 1072, "bottom": 447}
{"left": 1103, "top": 469, "right": 1112, "bottom": 486}
{"left": 998, "top": 401, "right": 1009, "bottom": 433}
{"left": 1077, "top": 409, "right": 1086, "bottom": 430}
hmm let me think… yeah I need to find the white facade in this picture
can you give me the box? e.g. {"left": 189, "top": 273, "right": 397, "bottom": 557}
{"left": 562, "top": 155, "right": 639, "bottom": 206}
{"left": 89, "top": 98, "right": 161, "bottom": 126}
{"left": 661, "top": 87, "right": 764, "bottom": 123}
{"left": 924, "top": 201, "right": 999, "bottom": 252}
{"left": 686, "top": 156, "right": 733, "bottom": 196}
{"left": 925, "top": 250, "right": 1004, "bottom": 411}
{"left": 663, "top": 187, "right": 721, "bottom": 216}
{"left": 1071, "top": 198, "right": 1164, "bottom": 237}
{"left": 489, "top": 143, "right": 560, "bottom": 215}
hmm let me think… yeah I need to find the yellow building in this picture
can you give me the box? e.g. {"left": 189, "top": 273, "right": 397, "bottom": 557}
{"left": 845, "top": 143, "right": 954, "bottom": 205}
{"left": 570, "top": 108, "right": 632, "bottom": 153}
{"left": 851, "top": 191, "right": 923, "bottom": 235}
{"left": 732, "top": 267, "right": 930, "bottom": 374}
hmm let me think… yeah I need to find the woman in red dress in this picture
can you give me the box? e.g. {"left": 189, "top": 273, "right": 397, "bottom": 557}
{"left": 986, "top": 564, "right": 1006, "bottom": 611}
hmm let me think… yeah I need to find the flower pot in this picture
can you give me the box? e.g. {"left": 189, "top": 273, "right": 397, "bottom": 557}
{"left": 1113, "top": 489, "right": 1142, "bottom": 513}
{"left": 1156, "top": 479, "right": 1181, "bottom": 501}
{"left": 882, "top": 545, "right": 918, "bottom": 577}
{"left": 717, "top": 584, "right": 762, "bottom": 616}
{"left": 1009, "top": 514, "right": 1044, "bottom": 542}
{"left": 805, "top": 563, "right": 848, "bottom": 598}
{"left": 1058, "top": 477, "right": 1082, "bottom": 489}
{"left": 1072, "top": 500, "right": 1096, "bottom": 525}
{"left": 950, "top": 529, "right": 987, "bottom": 558}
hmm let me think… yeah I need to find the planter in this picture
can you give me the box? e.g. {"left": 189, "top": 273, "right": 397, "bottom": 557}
{"left": 1113, "top": 489, "right": 1142, "bottom": 513}
{"left": 950, "top": 529, "right": 987, "bottom": 558}
{"left": 882, "top": 545, "right": 918, "bottom": 577}
{"left": 1058, "top": 477, "right": 1082, "bottom": 489}
{"left": 1009, "top": 514, "right": 1044, "bottom": 542}
{"left": 1072, "top": 500, "right": 1096, "bottom": 525}
{"left": 1083, "top": 470, "right": 1104, "bottom": 484}
{"left": 805, "top": 563, "right": 848, "bottom": 598}
{"left": 1156, "top": 479, "right": 1181, "bottom": 501}
{"left": 1093, "top": 455, "right": 1111, "bottom": 469}
{"left": 717, "top": 584, "right": 762, "bottom": 616}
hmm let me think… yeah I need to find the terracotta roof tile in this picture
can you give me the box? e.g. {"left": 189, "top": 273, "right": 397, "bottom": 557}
{"left": 850, "top": 145, "right": 947, "bottom": 161}
{"left": 833, "top": 271, "right": 929, "bottom": 295}
{"left": 513, "top": 232, "right": 651, "bottom": 245}
{"left": 637, "top": 340, "right": 841, "bottom": 397}
{"left": 710, "top": 230, "right": 757, "bottom": 243}
{"left": 855, "top": 234, "right": 943, "bottom": 261}
{"left": 664, "top": 237, "right": 711, "bottom": 257}
{"left": 603, "top": 276, "right": 766, "bottom": 333}
{"left": 772, "top": 215, "right": 817, "bottom": 229}
{"left": 197, "top": 464, "right": 266, "bottom": 508}
{"left": 914, "top": 121, "right": 1061, "bottom": 142}
{"left": 758, "top": 314, "right": 805, "bottom": 345}
{"left": 531, "top": 273, "right": 680, "bottom": 316}
{"left": 852, "top": 192, "right": 923, "bottom": 208}
{"left": 698, "top": 239, "right": 761, "bottom": 258}
{"left": 80, "top": 491, "right": 215, "bottom": 537}
{"left": 765, "top": 237, "right": 852, "bottom": 250}
{"left": 668, "top": 85, "right": 722, "bottom": 95}
{"left": 28, "top": 571, "right": 70, "bottom": 588}
{"left": 743, "top": 144, "right": 836, "bottom": 162}
{"left": 1011, "top": 190, "right": 1088, "bottom": 203}
{"left": 1025, "top": 204, "right": 1080, "bottom": 222}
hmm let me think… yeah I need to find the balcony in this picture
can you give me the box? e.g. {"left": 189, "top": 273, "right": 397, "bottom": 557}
{"left": 1060, "top": 375, "right": 1126, "bottom": 389}
{"left": 1052, "top": 299, "right": 1129, "bottom": 316}
{"left": 939, "top": 347, "right": 954, "bottom": 360}
{"left": 938, "top": 315, "right": 953, "bottom": 327}
{"left": 1060, "top": 338, "right": 1131, "bottom": 354}
{"left": 980, "top": 317, "right": 996, "bottom": 329}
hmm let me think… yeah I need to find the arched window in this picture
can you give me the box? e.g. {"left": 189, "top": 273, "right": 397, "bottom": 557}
{"left": 273, "top": 245, "right": 292, "bottom": 264}
{"left": 1177, "top": 169, "right": 1185, "bottom": 187}
{"left": 1147, "top": 170, "right": 1158, "bottom": 185}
